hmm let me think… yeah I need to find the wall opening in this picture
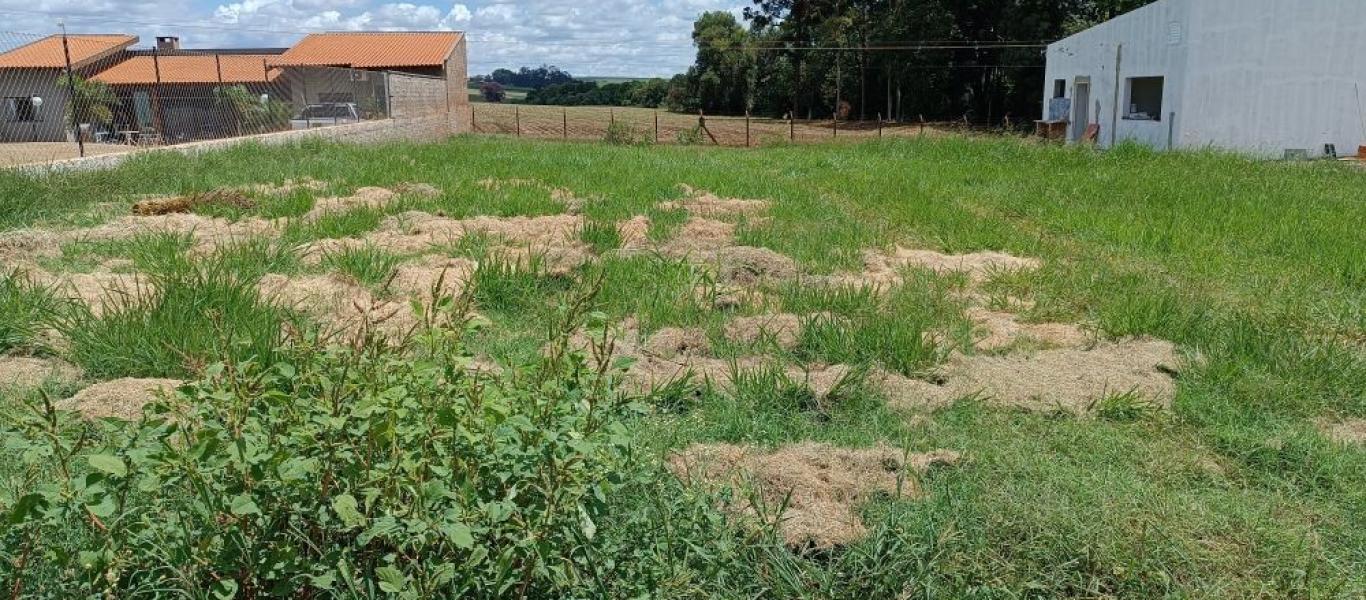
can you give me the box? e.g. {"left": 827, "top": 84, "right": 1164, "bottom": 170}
{"left": 1124, "top": 76, "right": 1164, "bottom": 121}
{"left": 4, "top": 97, "right": 40, "bottom": 122}
{"left": 1053, "top": 79, "right": 1066, "bottom": 99}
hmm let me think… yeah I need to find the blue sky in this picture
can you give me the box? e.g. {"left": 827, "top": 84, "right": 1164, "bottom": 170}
{"left": 0, "top": 0, "right": 746, "bottom": 76}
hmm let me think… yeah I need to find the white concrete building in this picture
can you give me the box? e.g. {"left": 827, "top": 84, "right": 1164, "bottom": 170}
{"left": 1043, "top": 0, "right": 1366, "bottom": 157}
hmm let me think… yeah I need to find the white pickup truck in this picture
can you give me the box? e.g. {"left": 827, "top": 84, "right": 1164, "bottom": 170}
{"left": 290, "top": 103, "right": 361, "bottom": 129}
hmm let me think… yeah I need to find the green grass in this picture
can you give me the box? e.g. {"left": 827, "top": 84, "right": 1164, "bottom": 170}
{"left": 58, "top": 257, "right": 288, "bottom": 380}
{"left": 0, "top": 270, "right": 68, "bottom": 355}
{"left": 1, "top": 135, "right": 1363, "bottom": 596}
{"left": 318, "top": 244, "right": 401, "bottom": 289}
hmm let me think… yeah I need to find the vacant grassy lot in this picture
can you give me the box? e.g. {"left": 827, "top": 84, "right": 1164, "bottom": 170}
{"left": 1, "top": 135, "right": 1363, "bottom": 597}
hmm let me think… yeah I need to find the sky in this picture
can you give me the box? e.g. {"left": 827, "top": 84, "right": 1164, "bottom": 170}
{"left": 0, "top": 0, "right": 748, "bottom": 76}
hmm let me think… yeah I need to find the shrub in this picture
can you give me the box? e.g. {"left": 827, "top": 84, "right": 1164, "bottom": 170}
{"left": 603, "top": 121, "right": 651, "bottom": 146}
{"left": 675, "top": 125, "right": 705, "bottom": 146}
{"left": 2, "top": 297, "right": 647, "bottom": 597}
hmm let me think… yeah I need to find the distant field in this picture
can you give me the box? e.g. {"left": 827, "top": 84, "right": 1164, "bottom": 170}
{"left": 471, "top": 103, "right": 937, "bottom": 145}
{"left": 2, "top": 135, "right": 1363, "bottom": 596}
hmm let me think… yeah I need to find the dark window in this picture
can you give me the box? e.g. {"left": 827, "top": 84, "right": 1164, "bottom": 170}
{"left": 300, "top": 105, "right": 355, "bottom": 119}
{"left": 1053, "top": 79, "right": 1066, "bottom": 99}
{"left": 1124, "top": 77, "right": 1164, "bottom": 121}
{"left": 5, "top": 97, "right": 40, "bottom": 122}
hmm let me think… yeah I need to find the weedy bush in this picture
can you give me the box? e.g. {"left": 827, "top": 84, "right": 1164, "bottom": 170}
{"left": 2, "top": 293, "right": 648, "bottom": 597}
{"left": 675, "top": 125, "right": 705, "bottom": 146}
{"left": 602, "top": 121, "right": 651, "bottom": 147}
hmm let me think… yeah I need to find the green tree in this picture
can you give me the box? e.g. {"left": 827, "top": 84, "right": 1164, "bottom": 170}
{"left": 56, "top": 73, "right": 118, "bottom": 128}
{"left": 213, "top": 85, "right": 291, "bottom": 135}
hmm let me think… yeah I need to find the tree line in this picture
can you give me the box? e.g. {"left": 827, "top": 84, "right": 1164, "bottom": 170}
{"left": 474, "top": 0, "right": 1152, "bottom": 123}
{"left": 667, "top": 0, "right": 1153, "bottom": 123}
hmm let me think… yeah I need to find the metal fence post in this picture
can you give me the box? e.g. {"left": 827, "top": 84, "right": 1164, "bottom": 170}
{"left": 59, "top": 26, "right": 84, "bottom": 157}
{"left": 515, "top": 105, "right": 520, "bottom": 137}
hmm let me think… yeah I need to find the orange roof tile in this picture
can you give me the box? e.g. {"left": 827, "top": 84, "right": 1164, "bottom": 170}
{"left": 271, "top": 31, "right": 462, "bottom": 69}
{"left": 92, "top": 54, "right": 281, "bottom": 85}
{"left": 0, "top": 34, "right": 137, "bottom": 69}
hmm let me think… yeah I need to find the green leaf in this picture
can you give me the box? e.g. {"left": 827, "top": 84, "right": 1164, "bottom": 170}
{"left": 8, "top": 493, "right": 46, "bottom": 524}
{"left": 375, "top": 565, "right": 406, "bottom": 594}
{"left": 229, "top": 494, "right": 260, "bottom": 516}
{"left": 331, "top": 494, "right": 365, "bottom": 528}
{"left": 441, "top": 522, "right": 475, "bottom": 549}
{"left": 87, "top": 454, "right": 127, "bottom": 478}
{"left": 212, "top": 579, "right": 239, "bottom": 599}
{"left": 85, "top": 494, "right": 117, "bottom": 518}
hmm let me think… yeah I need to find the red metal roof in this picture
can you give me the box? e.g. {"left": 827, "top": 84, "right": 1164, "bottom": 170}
{"left": 270, "top": 32, "right": 462, "bottom": 69}
{"left": 0, "top": 34, "right": 137, "bottom": 69}
{"left": 92, "top": 54, "right": 281, "bottom": 85}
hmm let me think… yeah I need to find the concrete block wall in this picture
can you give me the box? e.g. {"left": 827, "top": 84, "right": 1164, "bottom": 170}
{"left": 15, "top": 113, "right": 457, "bottom": 173}
{"left": 386, "top": 72, "right": 448, "bottom": 119}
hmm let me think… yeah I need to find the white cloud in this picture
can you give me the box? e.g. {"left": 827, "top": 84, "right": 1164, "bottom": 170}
{"left": 0, "top": 0, "right": 748, "bottom": 76}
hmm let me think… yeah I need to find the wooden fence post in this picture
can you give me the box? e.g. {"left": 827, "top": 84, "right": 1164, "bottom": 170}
{"left": 833, "top": 111, "right": 838, "bottom": 137}
{"left": 789, "top": 113, "right": 794, "bottom": 141}
{"left": 919, "top": 114, "right": 926, "bottom": 136}
{"left": 515, "top": 105, "right": 521, "bottom": 137}
{"left": 563, "top": 108, "right": 568, "bottom": 139}
{"left": 698, "top": 110, "right": 719, "bottom": 145}
{"left": 877, "top": 113, "right": 883, "bottom": 138}
{"left": 654, "top": 110, "right": 659, "bottom": 143}
{"left": 745, "top": 111, "right": 751, "bottom": 147}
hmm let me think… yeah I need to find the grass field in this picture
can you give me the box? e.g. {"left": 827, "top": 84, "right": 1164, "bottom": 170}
{"left": 1, "top": 134, "right": 1364, "bottom": 597}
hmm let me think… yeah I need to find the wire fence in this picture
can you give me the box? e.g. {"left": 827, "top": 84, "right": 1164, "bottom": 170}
{"left": 0, "top": 29, "right": 455, "bottom": 167}
{"left": 469, "top": 103, "right": 1015, "bottom": 146}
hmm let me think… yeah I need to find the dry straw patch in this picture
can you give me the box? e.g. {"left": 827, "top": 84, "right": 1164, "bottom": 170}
{"left": 879, "top": 338, "right": 1181, "bottom": 414}
{"left": 0, "top": 356, "right": 83, "bottom": 389}
{"left": 56, "top": 377, "right": 183, "bottom": 421}
{"left": 668, "top": 442, "right": 960, "bottom": 549}
{"left": 1317, "top": 418, "right": 1366, "bottom": 446}
{"left": 965, "top": 307, "right": 1091, "bottom": 351}
{"left": 662, "top": 185, "right": 771, "bottom": 220}
{"left": 817, "top": 247, "right": 1043, "bottom": 290}
{"left": 618, "top": 215, "right": 651, "bottom": 250}
{"left": 724, "top": 313, "right": 837, "bottom": 349}
{"left": 258, "top": 273, "right": 417, "bottom": 340}
{"left": 388, "top": 254, "right": 477, "bottom": 300}
{"left": 33, "top": 270, "right": 153, "bottom": 317}
{"left": 303, "top": 187, "right": 398, "bottom": 221}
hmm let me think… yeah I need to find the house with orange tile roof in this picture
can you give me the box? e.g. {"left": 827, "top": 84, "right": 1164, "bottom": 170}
{"left": 89, "top": 37, "right": 290, "bottom": 142}
{"left": 0, "top": 34, "right": 136, "bottom": 142}
{"left": 268, "top": 31, "right": 467, "bottom": 119}
{"left": 0, "top": 30, "right": 468, "bottom": 145}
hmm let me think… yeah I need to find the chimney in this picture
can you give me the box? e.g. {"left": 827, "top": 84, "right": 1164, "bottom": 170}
{"left": 156, "top": 36, "right": 180, "bottom": 52}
